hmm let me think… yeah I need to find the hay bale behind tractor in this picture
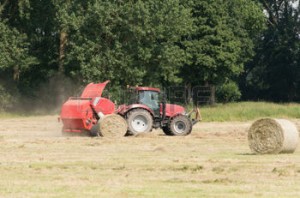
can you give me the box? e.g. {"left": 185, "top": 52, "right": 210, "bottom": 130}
{"left": 248, "top": 118, "right": 299, "bottom": 154}
{"left": 99, "top": 114, "right": 128, "bottom": 138}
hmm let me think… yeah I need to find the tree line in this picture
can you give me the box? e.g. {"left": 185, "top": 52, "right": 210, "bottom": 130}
{"left": 0, "top": 0, "right": 299, "bottom": 111}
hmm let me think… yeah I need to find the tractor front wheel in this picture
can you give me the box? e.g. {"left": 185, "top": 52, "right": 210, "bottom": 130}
{"left": 126, "top": 109, "right": 153, "bottom": 135}
{"left": 167, "top": 115, "right": 192, "bottom": 136}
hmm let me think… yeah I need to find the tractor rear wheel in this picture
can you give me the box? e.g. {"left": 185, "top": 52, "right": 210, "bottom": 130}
{"left": 168, "top": 115, "right": 192, "bottom": 136}
{"left": 126, "top": 109, "right": 153, "bottom": 135}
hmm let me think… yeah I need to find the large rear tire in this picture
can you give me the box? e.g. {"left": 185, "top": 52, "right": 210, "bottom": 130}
{"left": 126, "top": 109, "right": 153, "bottom": 135}
{"left": 167, "top": 115, "right": 192, "bottom": 136}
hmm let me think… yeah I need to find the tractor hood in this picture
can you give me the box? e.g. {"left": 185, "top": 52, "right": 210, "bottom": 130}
{"left": 81, "top": 80, "right": 110, "bottom": 99}
{"left": 165, "top": 104, "right": 185, "bottom": 117}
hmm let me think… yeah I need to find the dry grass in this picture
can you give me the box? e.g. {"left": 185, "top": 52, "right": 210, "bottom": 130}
{"left": 0, "top": 116, "right": 300, "bottom": 197}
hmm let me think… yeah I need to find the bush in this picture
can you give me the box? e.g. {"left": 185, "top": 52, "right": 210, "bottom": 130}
{"left": 0, "top": 85, "right": 15, "bottom": 111}
{"left": 216, "top": 81, "right": 241, "bottom": 103}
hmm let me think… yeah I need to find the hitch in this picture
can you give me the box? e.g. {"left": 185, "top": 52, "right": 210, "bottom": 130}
{"left": 186, "top": 106, "right": 202, "bottom": 125}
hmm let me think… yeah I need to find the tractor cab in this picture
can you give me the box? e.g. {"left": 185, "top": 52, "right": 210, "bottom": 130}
{"left": 124, "top": 87, "right": 162, "bottom": 116}
{"left": 136, "top": 87, "right": 161, "bottom": 117}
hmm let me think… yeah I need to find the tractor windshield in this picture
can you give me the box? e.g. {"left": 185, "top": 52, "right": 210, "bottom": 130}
{"left": 139, "top": 91, "right": 160, "bottom": 111}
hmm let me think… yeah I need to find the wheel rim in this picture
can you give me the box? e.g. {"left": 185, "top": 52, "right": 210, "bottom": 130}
{"left": 174, "top": 121, "right": 186, "bottom": 134}
{"left": 131, "top": 115, "right": 149, "bottom": 132}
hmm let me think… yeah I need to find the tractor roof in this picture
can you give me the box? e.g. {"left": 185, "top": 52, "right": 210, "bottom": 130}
{"left": 135, "top": 87, "right": 160, "bottom": 92}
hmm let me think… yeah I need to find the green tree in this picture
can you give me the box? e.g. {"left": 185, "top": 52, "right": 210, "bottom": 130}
{"left": 0, "top": 0, "right": 58, "bottom": 96}
{"left": 1, "top": 0, "right": 193, "bottom": 109}
{"left": 0, "top": 20, "right": 34, "bottom": 77}
{"left": 63, "top": 0, "right": 193, "bottom": 87}
{"left": 0, "top": 1, "right": 37, "bottom": 81}
{"left": 0, "top": 15, "right": 36, "bottom": 110}
{"left": 181, "top": 0, "right": 265, "bottom": 101}
{"left": 244, "top": 0, "right": 300, "bottom": 101}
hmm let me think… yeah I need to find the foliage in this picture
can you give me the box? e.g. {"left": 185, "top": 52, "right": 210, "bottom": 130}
{"left": 243, "top": 0, "right": 300, "bottom": 101}
{"left": 64, "top": 0, "right": 193, "bottom": 87}
{"left": 1, "top": 0, "right": 298, "bottom": 112}
{"left": 181, "top": 0, "right": 266, "bottom": 87}
{"left": 0, "top": 84, "right": 15, "bottom": 111}
{"left": 0, "top": 17, "right": 36, "bottom": 110}
{"left": 216, "top": 81, "right": 241, "bottom": 103}
{"left": 0, "top": 20, "right": 36, "bottom": 72}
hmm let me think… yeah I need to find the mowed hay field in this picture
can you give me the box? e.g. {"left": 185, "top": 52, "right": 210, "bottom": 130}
{"left": 0, "top": 116, "right": 300, "bottom": 197}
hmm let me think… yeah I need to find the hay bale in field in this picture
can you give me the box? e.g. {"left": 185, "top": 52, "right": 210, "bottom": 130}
{"left": 248, "top": 118, "right": 299, "bottom": 154}
{"left": 99, "top": 114, "right": 128, "bottom": 138}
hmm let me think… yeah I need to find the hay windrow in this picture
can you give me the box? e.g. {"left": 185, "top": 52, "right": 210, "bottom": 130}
{"left": 248, "top": 118, "right": 299, "bottom": 154}
{"left": 99, "top": 114, "right": 128, "bottom": 138}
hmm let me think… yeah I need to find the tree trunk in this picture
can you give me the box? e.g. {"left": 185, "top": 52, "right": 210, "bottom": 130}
{"left": 59, "top": 30, "right": 67, "bottom": 74}
{"left": 57, "top": 30, "right": 68, "bottom": 105}
{"left": 13, "top": 65, "right": 20, "bottom": 81}
{"left": 186, "top": 83, "right": 192, "bottom": 105}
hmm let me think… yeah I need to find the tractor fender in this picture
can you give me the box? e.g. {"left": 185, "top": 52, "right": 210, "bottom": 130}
{"left": 117, "top": 104, "right": 155, "bottom": 118}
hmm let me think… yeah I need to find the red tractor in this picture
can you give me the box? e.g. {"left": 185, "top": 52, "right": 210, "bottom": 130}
{"left": 60, "top": 81, "right": 201, "bottom": 136}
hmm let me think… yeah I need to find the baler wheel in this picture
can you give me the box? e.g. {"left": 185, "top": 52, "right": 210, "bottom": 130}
{"left": 126, "top": 109, "right": 153, "bottom": 135}
{"left": 90, "top": 124, "right": 100, "bottom": 137}
{"left": 167, "top": 115, "right": 192, "bottom": 136}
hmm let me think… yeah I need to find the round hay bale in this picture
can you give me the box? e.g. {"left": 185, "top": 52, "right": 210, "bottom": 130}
{"left": 99, "top": 114, "right": 128, "bottom": 138}
{"left": 248, "top": 118, "right": 299, "bottom": 154}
